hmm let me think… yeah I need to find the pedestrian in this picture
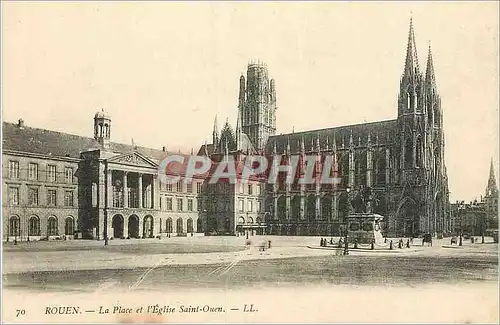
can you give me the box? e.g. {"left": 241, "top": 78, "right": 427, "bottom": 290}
{"left": 320, "top": 238, "right": 323, "bottom": 247}
{"left": 389, "top": 240, "right": 393, "bottom": 250}
{"left": 406, "top": 239, "right": 410, "bottom": 248}
{"left": 330, "top": 237, "right": 334, "bottom": 245}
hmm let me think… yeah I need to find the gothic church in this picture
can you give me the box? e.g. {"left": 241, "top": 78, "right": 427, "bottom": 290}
{"left": 204, "top": 19, "right": 450, "bottom": 237}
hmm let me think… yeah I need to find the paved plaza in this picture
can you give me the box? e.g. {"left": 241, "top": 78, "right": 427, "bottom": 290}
{"left": 3, "top": 236, "right": 498, "bottom": 323}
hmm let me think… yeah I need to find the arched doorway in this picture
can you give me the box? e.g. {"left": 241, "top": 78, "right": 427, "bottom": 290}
{"left": 112, "top": 214, "right": 124, "bottom": 238}
{"left": 28, "top": 215, "right": 40, "bottom": 236}
{"left": 187, "top": 218, "right": 193, "bottom": 234}
{"left": 196, "top": 218, "right": 203, "bottom": 233}
{"left": 47, "top": 216, "right": 58, "bottom": 236}
{"left": 9, "top": 216, "right": 20, "bottom": 237}
{"left": 397, "top": 197, "right": 419, "bottom": 237}
{"left": 176, "top": 218, "right": 184, "bottom": 234}
{"left": 65, "top": 216, "right": 75, "bottom": 236}
{"left": 165, "top": 218, "right": 173, "bottom": 233}
{"left": 143, "top": 215, "right": 154, "bottom": 238}
{"left": 128, "top": 215, "right": 139, "bottom": 238}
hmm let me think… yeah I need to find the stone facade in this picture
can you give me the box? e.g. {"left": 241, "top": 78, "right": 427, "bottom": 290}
{"left": 203, "top": 19, "right": 451, "bottom": 237}
{"left": 3, "top": 114, "right": 202, "bottom": 242}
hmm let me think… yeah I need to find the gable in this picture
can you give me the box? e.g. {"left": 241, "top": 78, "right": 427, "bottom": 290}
{"left": 107, "top": 151, "right": 159, "bottom": 168}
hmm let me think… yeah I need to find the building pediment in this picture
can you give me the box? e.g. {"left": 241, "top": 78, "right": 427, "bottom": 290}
{"left": 107, "top": 151, "right": 158, "bottom": 168}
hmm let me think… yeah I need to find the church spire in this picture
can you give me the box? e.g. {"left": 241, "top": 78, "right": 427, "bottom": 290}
{"left": 404, "top": 16, "right": 420, "bottom": 77}
{"left": 486, "top": 158, "right": 498, "bottom": 196}
{"left": 236, "top": 105, "right": 243, "bottom": 151}
{"left": 212, "top": 115, "right": 219, "bottom": 149}
{"left": 425, "top": 42, "right": 436, "bottom": 88}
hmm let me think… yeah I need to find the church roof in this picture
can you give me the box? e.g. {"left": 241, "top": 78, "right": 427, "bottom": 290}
{"left": 197, "top": 143, "right": 215, "bottom": 156}
{"left": 2, "top": 121, "right": 169, "bottom": 161}
{"left": 266, "top": 119, "right": 397, "bottom": 154}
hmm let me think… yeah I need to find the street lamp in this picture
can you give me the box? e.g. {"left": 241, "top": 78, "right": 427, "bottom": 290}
{"left": 481, "top": 211, "right": 486, "bottom": 244}
{"left": 14, "top": 222, "right": 18, "bottom": 245}
{"left": 457, "top": 201, "right": 464, "bottom": 246}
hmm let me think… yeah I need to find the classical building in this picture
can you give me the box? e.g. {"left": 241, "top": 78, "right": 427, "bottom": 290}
{"left": 3, "top": 112, "right": 203, "bottom": 242}
{"left": 202, "top": 19, "right": 451, "bottom": 237}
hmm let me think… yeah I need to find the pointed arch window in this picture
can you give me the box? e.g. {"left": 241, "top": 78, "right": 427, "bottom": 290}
{"left": 415, "top": 137, "right": 423, "bottom": 167}
{"left": 404, "top": 138, "right": 413, "bottom": 168}
{"left": 434, "top": 106, "right": 440, "bottom": 127}
{"left": 376, "top": 154, "right": 386, "bottom": 185}
{"left": 407, "top": 92, "right": 411, "bottom": 111}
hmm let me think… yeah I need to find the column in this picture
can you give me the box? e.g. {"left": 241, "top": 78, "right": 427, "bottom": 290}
{"left": 106, "top": 215, "right": 113, "bottom": 240}
{"left": 139, "top": 217, "right": 144, "bottom": 238}
{"left": 153, "top": 175, "right": 160, "bottom": 210}
{"left": 123, "top": 217, "right": 129, "bottom": 239}
{"left": 348, "top": 150, "right": 354, "bottom": 187}
{"left": 385, "top": 148, "right": 391, "bottom": 185}
{"left": 107, "top": 169, "right": 113, "bottom": 208}
{"left": 273, "top": 195, "right": 278, "bottom": 221}
{"left": 123, "top": 171, "right": 128, "bottom": 208}
{"left": 285, "top": 194, "right": 291, "bottom": 220}
{"left": 333, "top": 194, "right": 338, "bottom": 220}
{"left": 138, "top": 173, "right": 143, "bottom": 209}
{"left": 366, "top": 150, "right": 373, "bottom": 188}
{"left": 300, "top": 183, "right": 305, "bottom": 220}
{"left": 412, "top": 132, "right": 417, "bottom": 168}
{"left": 315, "top": 194, "right": 320, "bottom": 220}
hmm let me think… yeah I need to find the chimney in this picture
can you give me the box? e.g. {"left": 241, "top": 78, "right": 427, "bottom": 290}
{"left": 18, "top": 118, "right": 25, "bottom": 129}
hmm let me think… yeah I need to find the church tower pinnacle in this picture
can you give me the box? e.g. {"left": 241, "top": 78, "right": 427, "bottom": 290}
{"left": 404, "top": 16, "right": 420, "bottom": 77}
{"left": 398, "top": 16, "right": 424, "bottom": 116}
{"left": 240, "top": 61, "right": 277, "bottom": 151}
{"left": 486, "top": 158, "right": 498, "bottom": 197}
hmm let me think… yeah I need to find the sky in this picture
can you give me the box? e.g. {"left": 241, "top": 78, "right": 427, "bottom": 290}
{"left": 2, "top": 2, "right": 499, "bottom": 202}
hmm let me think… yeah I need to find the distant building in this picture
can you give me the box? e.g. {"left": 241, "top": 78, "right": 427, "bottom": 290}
{"left": 450, "top": 201, "right": 487, "bottom": 236}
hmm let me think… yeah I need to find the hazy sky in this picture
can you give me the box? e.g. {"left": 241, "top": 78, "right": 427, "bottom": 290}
{"left": 2, "top": 2, "right": 498, "bottom": 202}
